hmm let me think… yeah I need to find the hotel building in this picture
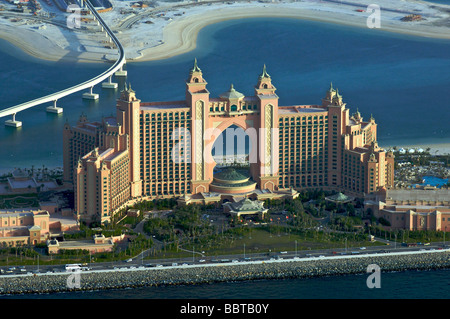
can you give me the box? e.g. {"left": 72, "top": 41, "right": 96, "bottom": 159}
{"left": 63, "top": 61, "right": 394, "bottom": 224}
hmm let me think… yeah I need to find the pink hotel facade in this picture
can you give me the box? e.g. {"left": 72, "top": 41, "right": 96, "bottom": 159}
{"left": 63, "top": 62, "right": 394, "bottom": 224}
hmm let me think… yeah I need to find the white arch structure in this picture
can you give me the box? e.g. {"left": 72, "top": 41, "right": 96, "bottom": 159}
{"left": 0, "top": 0, "right": 126, "bottom": 127}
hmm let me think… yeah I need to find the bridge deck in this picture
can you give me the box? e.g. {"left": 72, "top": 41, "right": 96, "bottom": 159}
{"left": 0, "top": 0, "right": 125, "bottom": 121}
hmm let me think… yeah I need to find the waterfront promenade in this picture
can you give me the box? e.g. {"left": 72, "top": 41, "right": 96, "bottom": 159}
{"left": 0, "top": 249, "right": 448, "bottom": 295}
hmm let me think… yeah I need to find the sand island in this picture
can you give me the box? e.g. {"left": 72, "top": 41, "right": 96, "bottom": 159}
{"left": 0, "top": 0, "right": 449, "bottom": 63}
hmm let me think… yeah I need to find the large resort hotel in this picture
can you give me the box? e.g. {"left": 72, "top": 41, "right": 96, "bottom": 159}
{"left": 63, "top": 61, "right": 394, "bottom": 224}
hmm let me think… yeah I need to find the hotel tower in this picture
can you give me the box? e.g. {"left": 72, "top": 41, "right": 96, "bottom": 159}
{"left": 63, "top": 61, "right": 394, "bottom": 224}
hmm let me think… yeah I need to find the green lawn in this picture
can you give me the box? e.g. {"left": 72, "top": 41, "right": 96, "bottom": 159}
{"left": 0, "top": 193, "right": 39, "bottom": 209}
{"left": 158, "top": 227, "right": 380, "bottom": 259}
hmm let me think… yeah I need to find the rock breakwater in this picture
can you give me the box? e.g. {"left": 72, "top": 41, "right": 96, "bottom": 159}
{"left": 0, "top": 251, "right": 449, "bottom": 295}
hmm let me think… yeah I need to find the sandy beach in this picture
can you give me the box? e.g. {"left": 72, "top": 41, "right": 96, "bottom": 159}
{"left": 133, "top": 2, "right": 450, "bottom": 62}
{"left": 380, "top": 140, "right": 450, "bottom": 156}
{"left": 0, "top": 0, "right": 449, "bottom": 64}
{"left": 0, "top": 23, "right": 106, "bottom": 63}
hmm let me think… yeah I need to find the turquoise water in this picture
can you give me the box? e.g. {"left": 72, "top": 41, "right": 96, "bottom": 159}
{"left": 417, "top": 175, "right": 449, "bottom": 187}
{"left": 1, "top": 17, "right": 450, "bottom": 172}
{"left": 0, "top": 39, "right": 111, "bottom": 171}
{"left": 423, "top": 0, "right": 450, "bottom": 5}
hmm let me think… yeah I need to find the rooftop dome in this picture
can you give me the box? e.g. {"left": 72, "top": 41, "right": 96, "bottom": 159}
{"left": 213, "top": 167, "right": 250, "bottom": 184}
{"left": 210, "top": 168, "right": 256, "bottom": 194}
{"left": 219, "top": 84, "right": 244, "bottom": 100}
{"left": 325, "top": 192, "right": 354, "bottom": 203}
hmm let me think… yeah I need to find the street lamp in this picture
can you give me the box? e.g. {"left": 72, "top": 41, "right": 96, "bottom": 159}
{"left": 444, "top": 226, "right": 447, "bottom": 248}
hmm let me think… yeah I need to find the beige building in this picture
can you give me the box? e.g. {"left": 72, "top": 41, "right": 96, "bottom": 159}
{"left": 0, "top": 208, "right": 80, "bottom": 247}
{"left": 47, "top": 234, "right": 123, "bottom": 254}
{"left": 63, "top": 113, "right": 103, "bottom": 184}
{"left": 365, "top": 187, "right": 450, "bottom": 231}
{"left": 0, "top": 209, "right": 50, "bottom": 246}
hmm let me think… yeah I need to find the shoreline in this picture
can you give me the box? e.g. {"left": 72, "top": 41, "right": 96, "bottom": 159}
{"left": 380, "top": 141, "right": 450, "bottom": 155}
{"left": 0, "top": 24, "right": 110, "bottom": 64}
{"left": 0, "top": 0, "right": 449, "bottom": 64}
{"left": 132, "top": 4, "right": 450, "bottom": 63}
{"left": 1, "top": 139, "right": 449, "bottom": 177}
{"left": 0, "top": 250, "right": 449, "bottom": 296}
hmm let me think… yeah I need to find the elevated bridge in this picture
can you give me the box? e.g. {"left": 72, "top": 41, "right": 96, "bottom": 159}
{"left": 0, "top": 0, "right": 126, "bottom": 127}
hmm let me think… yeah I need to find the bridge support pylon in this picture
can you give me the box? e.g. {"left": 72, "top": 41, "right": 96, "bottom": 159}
{"left": 82, "top": 86, "right": 99, "bottom": 100}
{"left": 102, "top": 75, "right": 118, "bottom": 89}
{"left": 115, "top": 64, "right": 127, "bottom": 77}
{"left": 5, "top": 113, "right": 22, "bottom": 128}
{"left": 46, "top": 100, "right": 63, "bottom": 114}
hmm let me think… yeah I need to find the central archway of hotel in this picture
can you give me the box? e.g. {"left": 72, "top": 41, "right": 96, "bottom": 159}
{"left": 209, "top": 124, "right": 258, "bottom": 195}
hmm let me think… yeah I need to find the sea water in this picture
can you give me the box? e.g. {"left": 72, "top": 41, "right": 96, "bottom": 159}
{"left": 2, "top": 268, "right": 449, "bottom": 299}
{"left": 423, "top": 0, "right": 450, "bottom": 5}
{"left": 0, "top": 17, "right": 449, "bottom": 299}
{"left": 1, "top": 17, "right": 450, "bottom": 172}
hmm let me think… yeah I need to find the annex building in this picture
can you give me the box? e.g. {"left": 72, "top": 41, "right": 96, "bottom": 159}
{"left": 365, "top": 187, "right": 450, "bottom": 231}
{"left": 63, "top": 61, "right": 394, "bottom": 224}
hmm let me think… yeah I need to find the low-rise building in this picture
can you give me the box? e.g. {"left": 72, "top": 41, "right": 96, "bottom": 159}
{"left": 0, "top": 207, "right": 80, "bottom": 247}
{"left": 127, "top": 209, "right": 140, "bottom": 217}
{"left": 47, "top": 234, "right": 124, "bottom": 254}
{"left": 365, "top": 187, "right": 450, "bottom": 231}
{"left": 0, "top": 209, "right": 50, "bottom": 246}
{"left": 223, "top": 198, "right": 268, "bottom": 219}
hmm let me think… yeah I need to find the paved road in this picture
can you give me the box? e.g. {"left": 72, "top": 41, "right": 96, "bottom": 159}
{"left": 1, "top": 239, "right": 446, "bottom": 276}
